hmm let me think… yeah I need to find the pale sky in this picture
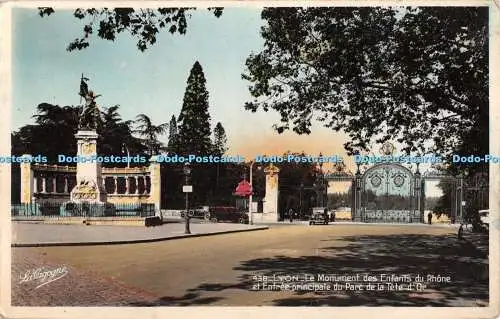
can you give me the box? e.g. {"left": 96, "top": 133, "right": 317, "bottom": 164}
{"left": 11, "top": 6, "right": 442, "bottom": 196}
{"left": 11, "top": 8, "right": 357, "bottom": 168}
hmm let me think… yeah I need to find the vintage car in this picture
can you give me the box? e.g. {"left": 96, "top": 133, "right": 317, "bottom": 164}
{"left": 479, "top": 209, "right": 489, "bottom": 226}
{"left": 309, "top": 207, "right": 329, "bottom": 225}
{"left": 190, "top": 206, "right": 249, "bottom": 224}
{"left": 458, "top": 209, "right": 490, "bottom": 236}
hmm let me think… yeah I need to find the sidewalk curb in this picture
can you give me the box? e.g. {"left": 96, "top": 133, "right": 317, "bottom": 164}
{"left": 12, "top": 226, "right": 269, "bottom": 247}
{"left": 253, "top": 222, "right": 459, "bottom": 228}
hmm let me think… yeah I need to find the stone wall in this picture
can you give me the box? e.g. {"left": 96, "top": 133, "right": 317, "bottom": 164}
{"left": 19, "top": 155, "right": 161, "bottom": 209}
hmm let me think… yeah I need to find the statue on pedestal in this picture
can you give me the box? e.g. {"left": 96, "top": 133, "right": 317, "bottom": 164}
{"left": 78, "top": 74, "right": 101, "bottom": 130}
{"left": 79, "top": 91, "right": 101, "bottom": 130}
{"left": 69, "top": 75, "right": 107, "bottom": 204}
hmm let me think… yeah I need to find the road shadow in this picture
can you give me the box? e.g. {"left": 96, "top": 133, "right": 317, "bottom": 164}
{"left": 173, "top": 233, "right": 488, "bottom": 306}
{"left": 126, "top": 292, "right": 225, "bottom": 306}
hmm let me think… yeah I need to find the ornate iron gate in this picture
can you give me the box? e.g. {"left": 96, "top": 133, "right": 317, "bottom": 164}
{"left": 353, "top": 163, "right": 421, "bottom": 223}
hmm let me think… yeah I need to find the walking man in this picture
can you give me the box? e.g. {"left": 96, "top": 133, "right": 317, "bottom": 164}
{"left": 289, "top": 208, "right": 294, "bottom": 223}
{"left": 427, "top": 212, "right": 433, "bottom": 225}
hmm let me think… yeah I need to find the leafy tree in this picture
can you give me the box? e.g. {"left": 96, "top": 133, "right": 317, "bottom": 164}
{"left": 164, "top": 62, "right": 231, "bottom": 208}
{"left": 38, "top": 7, "right": 223, "bottom": 52}
{"left": 177, "top": 61, "right": 213, "bottom": 156}
{"left": 11, "top": 103, "right": 148, "bottom": 166}
{"left": 424, "top": 196, "right": 440, "bottom": 211}
{"left": 242, "top": 7, "right": 488, "bottom": 159}
{"left": 210, "top": 122, "right": 227, "bottom": 193}
{"left": 432, "top": 180, "right": 454, "bottom": 218}
{"left": 11, "top": 102, "right": 148, "bottom": 202}
{"left": 328, "top": 192, "right": 352, "bottom": 209}
{"left": 99, "top": 105, "right": 146, "bottom": 162}
{"left": 12, "top": 103, "right": 81, "bottom": 162}
{"left": 134, "top": 114, "right": 169, "bottom": 156}
{"left": 212, "top": 122, "right": 228, "bottom": 156}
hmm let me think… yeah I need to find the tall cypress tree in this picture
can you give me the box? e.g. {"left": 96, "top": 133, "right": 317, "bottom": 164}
{"left": 167, "top": 115, "right": 179, "bottom": 153}
{"left": 212, "top": 122, "right": 228, "bottom": 156}
{"left": 177, "top": 61, "right": 212, "bottom": 156}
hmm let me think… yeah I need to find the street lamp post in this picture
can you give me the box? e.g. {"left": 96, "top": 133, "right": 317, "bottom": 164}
{"left": 324, "top": 180, "right": 328, "bottom": 208}
{"left": 299, "top": 182, "right": 304, "bottom": 218}
{"left": 318, "top": 154, "right": 324, "bottom": 207}
{"left": 183, "top": 162, "right": 191, "bottom": 234}
{"left": 248, "top": 161, "right": 255, "bottom": 225}
{"left": 121, "top": 143, "right": 130, "bottom": 168}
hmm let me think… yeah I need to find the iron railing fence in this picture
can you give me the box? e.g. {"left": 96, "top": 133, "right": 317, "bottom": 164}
{"left": 354, "top": 210, "right": 424, "bottom": 223}
{"left": 11, "top": 202, "right": 156, "bottom": 218}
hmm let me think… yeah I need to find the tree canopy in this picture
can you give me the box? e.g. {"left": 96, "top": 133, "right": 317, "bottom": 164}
{"left": 212, "top": 122, "right": 228, "bottom": 156}
{"left": 167, "top": 115, "right": 179, "bottom": 153}
{"left": 134, "top": 114, "right": 169, "bottom": 156}
{"left": 242, "top": 7, "right": 488, "bottom": 161}
{"left": 38, "top": 7, "right": 223, "bottom": 52}
{"left": 177, "top": 61, "right": 213, "bottom": 156}
{"left": 11, "top": 103, "right": 147, "bottom": 165}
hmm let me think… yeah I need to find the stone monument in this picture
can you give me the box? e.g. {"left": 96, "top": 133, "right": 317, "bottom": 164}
{"left": 69, "top": 89, "right": 107, "bottom": 203}
{"left": 70, "top": 130, "right": 107, "bottom": 203}
{"left": 262, "top": 163, "right": 280, "bottom": 222}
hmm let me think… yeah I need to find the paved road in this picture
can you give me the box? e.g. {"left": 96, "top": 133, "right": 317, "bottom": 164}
{"left": 12, "top": 222, "right": 267, "bottom": 246}
{"left": 12, "top": 224, "right": 489, "bottom": 307}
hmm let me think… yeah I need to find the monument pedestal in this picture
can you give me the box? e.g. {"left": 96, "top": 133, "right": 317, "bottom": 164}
{"left": 70, "top": 130, "right": 107, "bottom": 203}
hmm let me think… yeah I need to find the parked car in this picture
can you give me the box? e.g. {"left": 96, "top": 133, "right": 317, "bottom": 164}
{"left": 309, "top": 207, "right": 329, "bottom": 225}
{"left": 460, "top": 209, "right": 489, "bottom": 235}
{"left": 479, "top": 209, "right": 489, "bottom": 226}
{"left": 477, "top": 209, "right": 490, "bottom": 232}
{"left": 186, "top": 206, "right": 210, "bottom": 219}
{"left": 206, "top": 206, "right": 249, "bottom": 224}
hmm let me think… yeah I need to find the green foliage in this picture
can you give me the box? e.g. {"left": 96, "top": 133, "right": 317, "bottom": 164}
{"left": 167, "top": 115, "right": 179, "bottom": 153}
{"left": 424, "top": 196, "right": 440, "bottom": 211}
{"left": 177, "top": 61, "right": 213, "bottom": 156}
{"left": 99, "top": 105, "right": 146, "bottom": 160}
{"left": 328, "top": 191, "right": 352, "bottom": 209}
{"left": 12, "top": 103, "right": 80, "bottom": 162}
{"left": 243, "top": 7, "right": 488, "bottom": 157}
{"left": 277, "top": 151, "right": 318, "bottom": 216}
{"left": 432, "top": 180, "right": 454, "bottom": 217}
{"left": 134, "top": 114, "right": 169, "bottom": 156}
{"left": 212, "top": 122, "right": 228, "bottom": 156}
{"left": 38, "top": 7, "right": 223, "bottom": 52}
{"left": 11, "top": 103, "right": 147, "bottom": 166}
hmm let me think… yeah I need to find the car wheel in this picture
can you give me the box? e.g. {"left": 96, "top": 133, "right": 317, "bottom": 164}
{"left": 211, "top": 217, "right": 218, "bottom": 223}
{"left": 309, "top": 221, "right": 313, "bottom": 225}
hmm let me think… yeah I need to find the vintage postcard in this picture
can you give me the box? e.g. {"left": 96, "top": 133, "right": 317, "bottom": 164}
{"left": 0, "top": 1, "right": 498, "bottom": 318}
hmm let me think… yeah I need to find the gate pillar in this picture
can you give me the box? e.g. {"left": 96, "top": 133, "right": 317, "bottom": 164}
{"left": 457, "top": 175, "right": 464, "bottom": 223}
{"left": 354, "top": 170, "right": 362, "bottom": 222}
{"left": 414, "top": 168, "right": 422, "bottom": 223}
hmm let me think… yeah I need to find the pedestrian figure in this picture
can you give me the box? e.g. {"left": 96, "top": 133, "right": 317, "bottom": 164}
{"left": 324, "top": 208, "right": 329, "bottom": 224}
{"left": 458, "top": 223, "right": 464, "bottom": 240}
{"left": 427, "top": 212, "right": 433, "bottom": 225}
{"left": 289, "top": 208, "right": 294, "bottom": 223}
